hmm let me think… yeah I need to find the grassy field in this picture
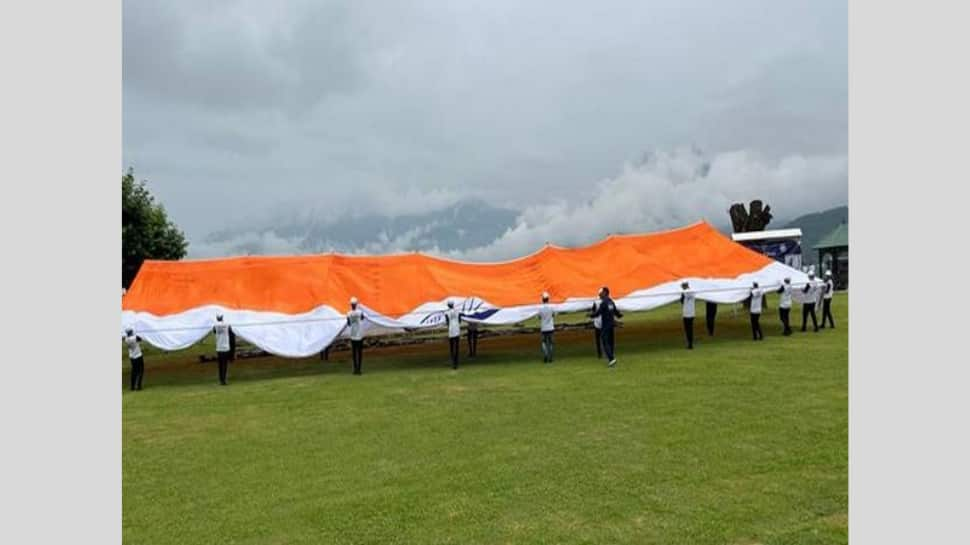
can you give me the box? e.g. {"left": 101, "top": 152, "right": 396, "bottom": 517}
{"left": 123, "top": 295, "right": 847, "bottom": 545}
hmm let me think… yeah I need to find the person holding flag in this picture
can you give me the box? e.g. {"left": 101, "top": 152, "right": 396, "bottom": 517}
{"left": 123, "top": 327, "right": 145, "bottom": 391}
{"left": 591, "top": 286, "right": 623, "bottom": 367}
{"left": 776, "top": 277, "right": 794, "bottom": 335}
{"left": 801, "top": 272, "right": 820, "bottom": 332}
{"left": 705, "top": 302, "right": 718, "bottom": 336}
{"left": 821, "top": 270, "right": 836, "bottom": 329}
{"left": 538, "top": 292, "right": 557, "bottom": 363}
{"left": 747, "top": 282, "right": 765, "bottom": 341}
{"left": 466, "top": 320, "right": 479, "bottom": 358}
{"left": 445, "top": 300, "right": 462, "bottom": 369}
{"left": 589, "top": 298, "right": 604, "bottom": 358}
{"left": 680, "top": 281, "right": 696, "bottom": 349}
{"left": 346, "top": 297, "right": 366, "bottom": 375}
{"left": 212, "top": 314, "right": 233, "bottom": 385}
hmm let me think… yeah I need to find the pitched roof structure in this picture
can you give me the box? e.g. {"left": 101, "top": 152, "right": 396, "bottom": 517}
{"left": 813, "top": 222, "right": 849, "bottom": 249}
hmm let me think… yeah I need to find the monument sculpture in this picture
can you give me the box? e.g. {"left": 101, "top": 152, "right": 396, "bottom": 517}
{"left": 729, "top": 200, "right": 773, "bottom": 232}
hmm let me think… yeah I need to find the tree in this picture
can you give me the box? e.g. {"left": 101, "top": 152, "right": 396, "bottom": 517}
{"left": 123, "top": 168, "right": 188, "bottom": 288}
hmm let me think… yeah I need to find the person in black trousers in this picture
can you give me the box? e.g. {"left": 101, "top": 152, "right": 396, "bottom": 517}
{"left": 589, "top": 299, "right": 603, "bottom": 358}
{"left": 590, "top": 286, "right": 623, "bottom": 367}
{"left": 801, "top": 272, "right": 820, "bottom": 332}
{"left": 538, "top": 292, "right": 557, "bottom": 363}
{"left": 346, "top": 297, "right": 366, "bottom": 375}
{"left": 228, "top": 328, "right": 237, "bottom": 361}
{"left": 747, "top": 282, "right": 764, "bottom": 341}
{"left": 821, "top": 270, "right": 836, "bottom": 329}
{"left": 705, "top": 302, "right": 718, "bottom": 336}
{"left": 776, "top": 277, "right": 793, "bottom": 336}
{"left": 466, "top": 320, "right": 479, "bottom": 357}
{"left": 445, "top": 300, "right": 461, "bottom": 369}
{"left": 123, "top": 328, "right": 144, "bottom": 391}
{"left": 680, "top": 281, "right": 696, "bottom": 349}
{"left": 212, "top": 314, "right": 233, "bottom": 385}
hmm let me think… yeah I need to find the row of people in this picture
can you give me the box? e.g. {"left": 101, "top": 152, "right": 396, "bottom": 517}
{"left": 344, "top": 286, "right": 624, "bottom": 372}
{"left": 122, "top": 274, "right": 837, "bottom": 389}
{"left": 122, "top": 313, "right": 235, "bottom": 390}
{"left": 678, "top": 270, "right": 836, "bottom": 348}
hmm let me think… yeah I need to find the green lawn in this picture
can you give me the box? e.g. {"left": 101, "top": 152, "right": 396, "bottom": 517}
{"left": 123, "top": 295, "right": 847, "bottom": 545}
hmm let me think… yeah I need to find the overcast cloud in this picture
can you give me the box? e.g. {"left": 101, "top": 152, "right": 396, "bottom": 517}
{"left": 449, "top": 147, "right": 847, "bottom": 261}
{"left": 123, "top": 0, "right": 847, "bottom": 256}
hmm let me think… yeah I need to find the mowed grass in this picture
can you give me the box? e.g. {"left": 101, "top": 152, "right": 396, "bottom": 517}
{"left": 123, "top": 295, "right": 847, "bottom": 545}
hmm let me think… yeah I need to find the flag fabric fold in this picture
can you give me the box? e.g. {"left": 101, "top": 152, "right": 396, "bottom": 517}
{"left": 122, "top": 221, "right": 807, "bottom": 357}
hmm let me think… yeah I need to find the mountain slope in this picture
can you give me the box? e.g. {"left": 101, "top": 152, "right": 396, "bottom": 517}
{"left": 197, "top": 199, "right": 520, "bottom": 257}
{"left": 782, "top": 205, "right": 848, "bottom": 264}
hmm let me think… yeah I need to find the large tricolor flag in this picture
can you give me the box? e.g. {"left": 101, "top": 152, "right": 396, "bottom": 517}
{"left": 122, "top": 221, "right": 808, "bottom": 357}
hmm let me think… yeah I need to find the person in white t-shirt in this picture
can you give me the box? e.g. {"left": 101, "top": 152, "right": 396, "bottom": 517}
{"left": 680, "top": 281, "right": 696, "bottom": 349}
{"left": 801, "top": 272, "right": 820, "bottom": 332}
{"left": 588, "top": 298, "right": 603, "bottom": 358}
{"left": 821, "top": 270, "right": 836, "bottom": 329}
{"left": 123, "top": 328, "right": 145, "bottom": 391}
{"left": 774, "top": 277, "right": 794, "bottom": 336}
{"left": 445, "top": 300, "right": 462, "bottom": 369}
{"left": 212, "top": 314, "right": 233, "bottom": 385}
{"left": 747, "top": 282, "right": 764, "bottom": 341}
{"left": 538, "top": 292, "right": 557, "bottom": 363}
{"left": 346, "top": 297, "right": 366, "bottom": 375}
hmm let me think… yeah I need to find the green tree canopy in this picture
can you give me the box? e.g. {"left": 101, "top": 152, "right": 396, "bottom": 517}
{"left": 123, "top": 168, "right": 188, "bottom": 288}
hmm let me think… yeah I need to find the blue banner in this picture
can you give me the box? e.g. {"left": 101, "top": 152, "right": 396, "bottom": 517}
{"left": 739, "top": 238, "right": 802, "bottom": 270}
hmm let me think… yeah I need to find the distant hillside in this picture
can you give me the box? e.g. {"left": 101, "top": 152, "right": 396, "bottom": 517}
{"left": 783, "top": 205, "right": 848, "bottom": 264}
{"left": 197, "top": 199, "right": 520, "bottom": 257}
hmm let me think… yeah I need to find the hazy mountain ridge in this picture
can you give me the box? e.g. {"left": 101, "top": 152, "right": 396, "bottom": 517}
{"left": 196, "top": 197, "right": 848, "bottom": 263}
{"left": 782, "top": 205, "right": 848, "bottom": 264}
{"left": 197, "top": 199, "right": 520, "bottom": 257}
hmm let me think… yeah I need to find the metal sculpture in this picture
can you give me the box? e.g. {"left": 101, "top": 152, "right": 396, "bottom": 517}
{"left": 729, "top": 200, "right": 773, "bottom": 232}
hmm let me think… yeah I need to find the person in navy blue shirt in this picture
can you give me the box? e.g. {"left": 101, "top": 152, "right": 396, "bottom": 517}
{"left": 590, "top": 286, "right": 623, "bottom": 367}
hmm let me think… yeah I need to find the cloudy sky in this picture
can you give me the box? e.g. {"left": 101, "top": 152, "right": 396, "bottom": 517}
{"left": 123, "top": 0, "right": 847, "bottom": 259}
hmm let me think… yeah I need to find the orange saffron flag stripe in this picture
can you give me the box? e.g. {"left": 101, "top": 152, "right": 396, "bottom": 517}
{"left": 123, "top": 221, "right": 771, "bottom": 317}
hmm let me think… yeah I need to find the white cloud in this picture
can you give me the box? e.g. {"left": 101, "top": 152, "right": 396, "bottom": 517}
{"left": 189, "top": 147, "right": 847, "bottom": 260}
{"left": 124, "top": 0, "right": 847, "bottom": 239}
{"left": 191, "top": 230, "right": 304, "bottom": 258}
{"left": 445, "top": 147, "right": 847, "bottom": 261}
